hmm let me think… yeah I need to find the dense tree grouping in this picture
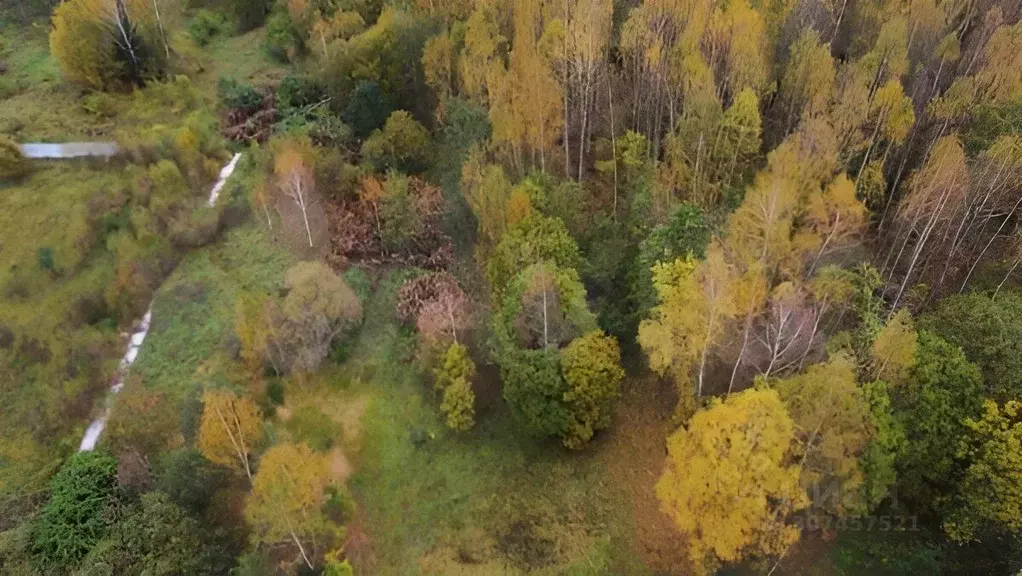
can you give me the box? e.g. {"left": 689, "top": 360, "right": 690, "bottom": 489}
{"left": 2, "top": 0, "right": 1022, "bottom": 572}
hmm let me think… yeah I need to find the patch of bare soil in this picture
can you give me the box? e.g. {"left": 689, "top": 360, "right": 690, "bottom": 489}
{"left": 329, "top": 447, "right": 353, "bottom": 483}
{"left": 602, "top": 374, "right": 694, "bottom": 575}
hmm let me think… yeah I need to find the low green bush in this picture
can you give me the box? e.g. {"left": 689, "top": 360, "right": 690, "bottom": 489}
{"left": 188, "top": 9, "right": 233, "bottom": 46}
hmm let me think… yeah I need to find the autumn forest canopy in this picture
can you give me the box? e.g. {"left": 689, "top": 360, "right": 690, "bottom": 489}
{"left": 2, "top": 0, "right": 1022, "bottom": 573}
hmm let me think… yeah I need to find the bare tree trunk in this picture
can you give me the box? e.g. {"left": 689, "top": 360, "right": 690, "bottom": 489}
{"left": 288, "top": 520, "right": 314, "bottom": 570}
{"left": 112, "top": 0, "right": 140, "bottom": 71}
{"left": 151, "top": 0, "right": 170, "bottom": 59}
{"left": 563, "top": 0, "right": 571, "bottom": 179}
{"left": 542, "top": 269, "right": 549, "bottom": 349}
{"left": 961, "top": 194, "right": 1022, "bottom": 291}
{"left": 995, "top": 256, "right": 1022, "bottom": 298}
{"left": 809, "top": 214, "right": 839, "bottom": 276}
{"left": 855, "top": 111, "right": 886, "bottom": 187}
{"left": 889, "top": 189, "right": 952, "bottom": 314}
{"left": 214, "top": 405, "right": 251, "bottom": 480}
{"left": 728, "top": 315, "right": 753, "bottom": 395}
{"left": 577, "top": 69, "right": 590, "bottom": 182}
{"left": 609, "top": 76, "right": 618, "bottom": 222}
{"left": 289, "top": 172, "right": 315, "bottom": 247}
{"left": 831, "top": 0, "right": 849, "bottom": 43}
{"left": 798, "top": 298, "right": 827, "bottom": 370}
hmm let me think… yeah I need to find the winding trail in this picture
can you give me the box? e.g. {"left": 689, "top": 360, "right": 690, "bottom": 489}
{"left": 79, "top": 153, "right": 243, "bottom": 451}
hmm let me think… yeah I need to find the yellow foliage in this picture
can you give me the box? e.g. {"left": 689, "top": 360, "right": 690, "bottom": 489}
{"left": 638, "top": 258, "right": 705, "bottom": 390}
{"left": 504, "top": 186, "right": 533, "bottom": 226}
{"left": 871, "top": 308, "right": 918, "bottom": 385}
{"left": 656, "top": 388, "right": 805, "bottom": 571}
{"left": 245, "top": 442, "right": 333, "bottom": 566}
{"left": 198, "top": 390, "right": 262, "bottom": 478}
{"left": 774, "top": 354, "right": 873, "bottom": 516}
{"left": 50, "top": 0, "right": 163, "bottom": 90}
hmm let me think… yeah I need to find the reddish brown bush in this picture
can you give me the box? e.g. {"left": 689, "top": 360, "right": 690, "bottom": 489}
{"left": 327, "top": 175, "right": 453, "bottom": 269}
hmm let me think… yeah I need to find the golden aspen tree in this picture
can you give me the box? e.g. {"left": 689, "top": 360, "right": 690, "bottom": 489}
{"left": 459, "top": 4, "right": 505, "bottom": 105}
{"left": 423, "top": 32, "right": 456, "bottom": 105}
{"left": 198, "top": 389, "right": 262, "bottom": 480}
{"left": 726, "top": 263, "right": 768, "bottom": 394}
{"left": 693, "top": 245, "right": 736, "bottom": 396}
{"left": 706, "top": 0, "right": 769, "bottom": 100}
{"left": 657, "top": 388, "right": 805, "bottom": 572}
{"left": 245, "top": 442, "right": 331, "bottom": 571}
{"left": 50, "top": 0, "right": 165, "bottom": 90}
{"left": 274, "top": 143, "right": 326, "bottom": 252}
{"left": 776, "top": 29, "right": 835, "bottom": 136}
{"left": 461, "top": 146, "right": 513, "bottom": 249}
{"left": 235, "top": 292, "right": 272, "bottom": 375}
{"left": 311, "top": 11, "right": 365, "bottom": 57}
{"left": 488, "top": 0, "right": 563, "bottom": 172}
{"left": 887, "top": 136, "right": 969, "bottom": 311}
{"left": 638, "top": 258, "right": 705, "bottom": 395}
{"left": 774, "top": 354, "right": 873, "bottom": 516}
{"left": 725, "top": 170, "right": 800, "bottom": 272}
{"left": 853, "top": 79, "right": 914, "bottom": 186}
{"left": 639, "top": 252, "right": 734, "bottom": 398}
{"left": 805, "top": 175, "right": 868, "bottom": 274}
{"left": 870, "top": 308, "right": 918, "bottom": 385}
{"left": 565, "top": 0, "right": 612, "bottom": 181}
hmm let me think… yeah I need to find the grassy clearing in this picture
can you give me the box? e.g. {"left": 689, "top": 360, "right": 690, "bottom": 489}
{"left": 131, "top": 221, "right": 296, "bottom": 400}
{"left": 316, "top": 273, "right": 646, "bottom": 575}
{"left": 0, "top": 24, "right": 109, "bottom": 141}
{"left": 191, "top": 27, "right": 291, "bottom": 96}
{"left": 132, "top": 223, "right": 660, "bottom": 573}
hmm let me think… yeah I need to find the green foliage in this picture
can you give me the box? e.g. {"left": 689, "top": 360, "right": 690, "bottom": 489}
{"left": 858, "top": 380, "right": 905, "bottom": 512}
{"left": 921, "top": 290, "right": 1022, "bottom": 400}
{"left": 35, "top": 247, "right": 55, "bottom": 273}
{"left": 264, "top": 8, "right": 303, "bottom": 62}
{"left": 633, "top": 203, "right": 710, "bottom": 316}
{"left": 343, "top": 80, "right": 392, "bottom": 139}
{"left": 487, "top": 215, "right": 583, "bottom": 295}
{"left": 322, "top": 9, "right": 433, "bottom": 124}
{"left": 189, "top": 9, "right": 233, "bottom": 46}
{"left": 155, "top": 448, "right": 225, "bottom": 515}
{"left": 276, "top": 75, "right": 326, "bottom": 118}
{"left": 0, "top": 136, "right": 29, "bottom": 180}
{"left": 79, "top": 491, "right": 230, "bottom": 575}
{"left": 964, "top": 98, "right": 1022, "bottom": 155}
{"left": 438, "top": 98, "right": 491, "bottom": 166}
{"left": 495, "top": 263, "right": 596, "bottom": 351}
{"left": 441, "top": 378, "right": 476, "bottom": 432}
{"left": 361, "top": 110, "right": 432, "bottom": 173}
{"left": 229, "top": 0, "right": 272, "bottom": 32}
{"left": 945, "top": 399, "right": 1022, "bottom": 542}
{"left": 498, "top": 346, "right": 570, "bottom": 438}
{"left": 831, "top": 531, "right": 943, "bottom": 575}
{"left": 33, "top": 452, "right": 118, "bottom": 569}
{"left": 894, "top": 331, "right": 984, "bottom": 513}
{"left": 217, "top": 76, "right": 263, "bottom": 112}
{"left": 287, "top": 405, "right": 339, "bottom": 451}
{"left": 560, "top": 331, "right": 624, "bottom": 449}
{"left": 342, "top": 266, "right": 372, "bottom": 303}
{"left": 376, "top": 172, "right": 421, "bottom": 253}
{"left": 435, "top": 342, "right": 477, "bottom": 431}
